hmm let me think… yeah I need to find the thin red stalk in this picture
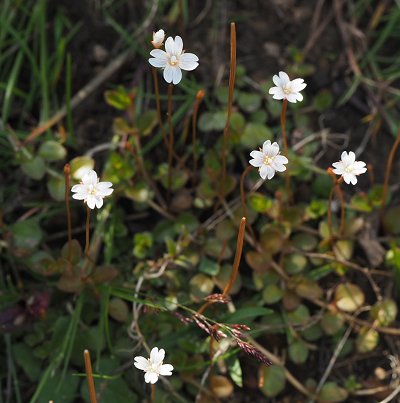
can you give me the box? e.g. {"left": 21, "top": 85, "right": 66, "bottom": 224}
{"left": 380, "top": 129, "right": 400, "bottom": 222}
{"left": 192, "top": 89, "right": 205, "bottom": 185}
{"left": 280, "top": 99, "right": 288, "bottom": 156}
{"left": 167, "top": 84, "right": 174, "bottom": 203}
{"left": 85, "top": 207, "right": 91, "bottom": 256}
{"left": 327, "top": 169, "right": 345, "bottom": 238}
{"left": 223, "top": 217, "right": 246, "bottom": 296}
{"left": 240, "top": 165, "right": 253, "bottom": 219}
{"left": 151, "top": 67, "right": 168, "bottom": 149}
{"left": 219, "top": 22, "right": 237, "bottom": 200}
{"left": 64, "top": 164, "right": 72, "bottom": 269}
{"left": 151, "top": 384, "right": 155, "bottom": 403}
{"left": 84, "top": 350, "right": 97, "bottom": 403}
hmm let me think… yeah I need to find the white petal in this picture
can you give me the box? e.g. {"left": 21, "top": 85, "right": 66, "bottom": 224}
{"left": 249, "top": 158, "right": 263, "bottom": 167}
{"left": 149, "top": 56, "right": 167, "bottom": 68}
{"left": 134, "top": 356, "right": 148, "bottom": 371}
{"left": 163, "top": 65, "right": 173, "bottom": 83}
{"left": 295, "top": 92, "right": 303, "bottom": 102}
{"left": 262, "top": 140, "right": 272, "bottom": 154}
{"left": 290, "top": 78, "right": 306, "bottom": 92}
{"left": 249, "top": 150, "right": 264, "bottom": 163}
{"left": 150, "top": 347, "right": 164, "bottom": 364}
{"left": 350, "top": 175, "right": 357, "bottom": 185}
{"left": 97, "top": 181, "right": 113, "bottom": 190}
{"left": 272, "top": 74, "right": 282, "bottom": 87}
{"left": 165, "top": 37, "right": 174, "bottom": 54}
{"left": 97, "top": 188, "right": 113, "bottom": 197}
{"left": 179, "top": 53, "right": 199, "bottom": 71}
{"left": 72, "top": 192, "right": 87, "bottom": 200}
{"left": 259, "top": 165, "right": 268, "bottom": 180}
{"left": 271, "top": 87, "right": 285, "bottom": 100}
{"left": 263, "top": 140, "right": 279, "bottom": 157}
{"left": 340, "top": 151, "right": 350, "bottom": 165}
{"left": 86, "top": 195, "right": 96, "bottom": 209}
{"left": 267, "top": 166, "right": 276, "bottom": 180}
{"left": 172, "top": 67, "right": 182, "bottom": 84}
{"left": 82, "top": 170, "right": 98, "bottom": 185}
{"left": 275, "top": 155, "right": 288, "bottom": 165}
{"left": 272, "top": 161, "right": 287, "bottom": 172}
{"left": 278, "top": 71, "right": 290, "bottom": 85}
{"left": 347, "top": 151, "right": 356, "bottom": 164}
{"left": 71, "top": 184, "right": 85, "bottom": 193}
{"left": 144, "top": 372, "right": 159, "bottom": 384}
{"left": 95, "top": 196, "right": 103, "bottom": 209}
{"left": 286, "top": 93, "right": 298, "bottom": 103}
{"left": 268, "top": 86, "right": 280, "bottom": 94}
{"left": 173, "top": 36, "right": 183, "bottom": 55}
{"left": 332, "top": 167, "right": 345, "bottom": 176}
{"left": 159, "top": 364, "right": 174, "bottom": 376}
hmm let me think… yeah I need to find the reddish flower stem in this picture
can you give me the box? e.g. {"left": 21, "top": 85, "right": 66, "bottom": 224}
{"left": 327, "top": 169, "right": 345, "bottom": 238}
{"left": 192, "top": 89, "right": 205, "bottom": 185}
{"left": 219, "top": 22, "right": 236, "bottom": 201}
{"left": 151, "top": 67, "right": 168, "bottom": 149}
{"left": 240, "top": 165, "right": 253, "bottom": 219}
{"left": 85, "top": 207, "right": 91, "bottom": 256}
{"left": 167, "top": 84, "right": 174, "bottom": 204}
{"left": 380, "top": 128, "right": 400, "bottom": 222}
{"left": 84, "top": 350, "right": 97, "bottom": 403}
{"left": 64, "top": 164, "right": 72, "bottom": 270}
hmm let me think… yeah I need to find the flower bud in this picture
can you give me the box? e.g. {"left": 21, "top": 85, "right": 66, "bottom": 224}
{"left": 151, "top": 29, "right": 165, "bottom": 48}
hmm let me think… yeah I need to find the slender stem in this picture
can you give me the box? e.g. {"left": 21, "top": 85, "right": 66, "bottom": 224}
{"left": 197, "top": 217, "right": 246, "bottom": 315}
{"left": 223, "top": 217, "right": 246, "bottom": 296}
{"left": 280, "top": 99, "right": 292, "bottom": 201}
{"left": 327, "top": 169, "right": 345, "bottom": 238}
{"left": 335, "top": 181, "right": 345, "bottom": 235}
{"left": 192, "top": 89, "right": 205, "bottom": 185}
{"left": 83, "top": 350, "right": 97, "bottom": 403}
{"left": 85, "top": 207, "right": 91, "bottom": 256}
{"left": 167, "top": 84, "right": 174, "bottom": 203}
{"left": 280, "top": 99, "right": 288, "bottom": 156}
{"left": 327, "top": 186, "right": 335, "bottom": 240}
{"left": 151, "top": 67, "right": 168, "bottom": 149}
{"left": 151, "top": 384, "right": 155, "bottom": 403}
{"left": 240, "top": 165, "right": 253, "bottom": 218}
{"left": 220, "top": 22, "right": 237, "bottom": 200}
{"left": 64, "top": 164, "right": 72, "bottom": 269}
{"left": 380, "top": 128, "right": 400, "bottom": 222}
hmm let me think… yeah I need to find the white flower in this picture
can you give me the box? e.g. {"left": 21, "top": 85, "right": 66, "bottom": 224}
{"left": 249, "top": 140, "right": 289, "bottom": 180}
{"left": 151, "top": 29, "right": 165, "bottom": 48}
{"left": 71, "top": 169, "right": 113, "bottom": 209}
{"left": 268, "top": 71, "right": 307, "bottom": 103}
{"left": 332, "top": 151, "right": 367, "bottom": 185}
{"left": 148, "top": 35, "right": 199, "bottom": 85}
{"left": 134, "top": 347, "right": 174, "bottom": 384}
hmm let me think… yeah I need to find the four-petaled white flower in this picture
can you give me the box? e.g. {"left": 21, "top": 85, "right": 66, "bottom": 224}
{"left": 249, "top": 140, "right": 289, "bottom": 180}
{"left": 151, "top": 29, "right": 165, "bottom": 48}
{"left": 269, "top": 71, "right": 307, "bottom": 103}
{"left": 71, "top": 169, "right": 113, "bottom": 209}
{"left": 332, "top": 151, "right": 367, "bottom": 185}
{"left": 134, "top": 347, "right": 174, "bottom": 384}
{"left": 149, "top": 35, "right": 199, "bottom": 85}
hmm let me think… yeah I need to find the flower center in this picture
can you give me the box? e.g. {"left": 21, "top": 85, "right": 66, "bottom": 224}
{"left": 147, "top": 359, "right": 162, "bottom": 373}
{"left": 87, "top": 184, "right": 96, "bottom": 195}
{"left": 344, "top": 166, "right": 354, "bottom": 173}
{"left": 169, "top": 55, "right": 178, "bottom": 66}
{"left": 263, "top": 155, "right": 273, "bottom": 165}
{"left": 283, "top": 85, "right": 291, "bottom": 95}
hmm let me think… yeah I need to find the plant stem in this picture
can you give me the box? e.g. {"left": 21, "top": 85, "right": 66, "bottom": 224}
{"left": 223, "top": 217, "right": 246, "bottom": 296}
{"left": 64, "top": 164, "right": 72, "bottom": 270}
{"left": 167, "top": 84, "right": 174, "bottom": 204}
{"left": 380, "top": 128, "right": 400, "bottom": 222}
{"left": 192, "top": 89, "right": 205, "bottom": 185}
{"left": 280, "top": 99, "right": 292, "bottom": 201}
{"left": 83, "top": 350, "right": 97, "bottom": 403}
{"left": 240, "top": 165, "right": 253, "bottom": 218}
{"left": 151, "top": 67, "right": 169, "bottom": 149}
{"left": 219, "top": 22, "right": 236, "bottom": 201}
{"left": 151, "top": 384, "right": 155, "bottom": 403}
{"left": 327, "top": 169, "right": 345, "bottom": 238}
{"left": 85, "top": 207, "right": 91, "bottom": 256}
{"left": 280, "top": 99, "right": 288, "bottom": 155}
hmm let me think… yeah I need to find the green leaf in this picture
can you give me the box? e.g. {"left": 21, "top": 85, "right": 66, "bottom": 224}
{"left": 238, "top": 91, "right": 262, "bottom": 113}
{"left": 313, "top": 89, "right": 333, "bottom": 112}
{"left": 47, "top": 176, "right": 65, "bottom": 201}
{"left": 288, "top": 338, "right": 309, "bottom": 364}
{"left": 356, "top": 326, "right": 379, "bottom": 353}
{"left": 262, "top": 284, "right": 283, "bottom": 304}
{"left": 261, "top": 365, "right": 286, "bottom": 397}
{"left": 228, "top": 358, "right": 243, "bottom": 387}
{"left": 38, "top": 140, "right": 67, "bottom": 161}
{"left": 198, "top": 257, "right": 220, "bottom": 276}
{"left": 241, "top": 122, "right": 272, "bottom": 149}
{"left": 318, "top": 382, "right": 349, "bottom": 402}
{"left": 370, "top": 299, "right": 398, "bottom": 326}
{"left": 21, "top": 155, "right": 46, "bottom": 180}
{"left": 104, "top": 86, "right": 131, "bottom": 110}
{"left": 133, "top": 232, "right": 153, "bottom": 259}
{"left": 137, "top": 110, "right": 157, "bottom": 136}
{"left": 12, "top": 343, "right": 41, "bottom": 381}
{"left": 11, "top": 219, "right": 43, "bottom": 250}
{"left": 108, "top": 298, "right": 129, "bottom": 322}
{"left": 198, "top": 111, "right": 226, "bottom": 132}
{"left": 69, "top": 156, "right": 95, "bottom": 181}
